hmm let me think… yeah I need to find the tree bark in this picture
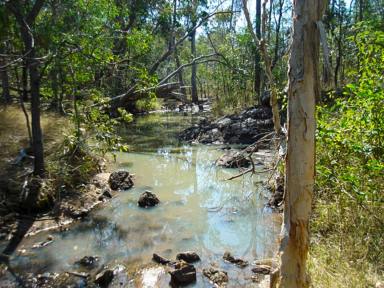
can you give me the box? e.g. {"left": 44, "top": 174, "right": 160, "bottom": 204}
{"left": 190, "top": 21, "right": 198, "bottom": 104}
{"left": 278, "top": 0, "right": 325, "bottom": 287}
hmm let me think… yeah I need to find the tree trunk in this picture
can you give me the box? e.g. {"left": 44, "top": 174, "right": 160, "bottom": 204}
{"left": 190, "top": 22, "right": 198, "bottom": 104}
{"left": 22, "top": 61, "right": 29, "bottom": 101}
{"left": 272, "top": 0, "right": 284, "bottom": 69}
{"left": 0, "top": 62, "right": 11, "bottom": 104}
{"left": 254, "top": 0, "right": 262, "bottom": 101}
{"left": 26, "top": 39, "right": 45, "bottom": 177}
{"left": 278, "top": 0, "right": 325, "bottom": 287}
{"left": 9, "top": 0, "right": 46, "bottom": 177}
{"left": 173, "top": 0, "right": 186, "bottom": 97}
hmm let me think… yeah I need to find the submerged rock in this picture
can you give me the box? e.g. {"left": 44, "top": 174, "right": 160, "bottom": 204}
{"left": 169, "top": 262, "right": 196, "bottom": 286}
{"left": 202, "top": 267, "right": 228, "bottom": 287}
{"left": 138, "top": 191, "right": 160, "bottom": 208}
{"left": 176, "top": 251, "right": 200, "bottom": 263}
{"left": 252, "top": 264, "right": 271, "bottom": 275}
{"left": 223, "top": 251, "right": 248, "bottom": 268}
{"left": 153, "top": 253, "right": 174, "bottom": 265}
{"left": 75, "top": 256, "right": 100, "bottom": 269}
{"left": 95, "top": 269, "right": 114, "bottom": 287}
{"left": 108, "top": 171, "right": 134, "bottom": 190}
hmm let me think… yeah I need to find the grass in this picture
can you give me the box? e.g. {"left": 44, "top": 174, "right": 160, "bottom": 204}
{"left": 0, "top": 105, "right": 68, "bottom": 169}
{"left": 309, "top": 243, "right": 381, "bottom": 288}
{"left": 0, "top": 104, "right": 101, "bottom": 212}
{"left": 309, "top": 197, "right": 383, "bottom": 287}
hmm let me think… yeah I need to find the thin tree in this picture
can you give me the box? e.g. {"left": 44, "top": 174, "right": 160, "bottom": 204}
{"left": 278, "top": 0, "right": 325, "bottom": 287}
{"left": 7, "top": 0, "right": 46, "bottom": 177}
{"left": 242, "top": 0, "right": 281, "bottom": 135}
{"left": 254, "top": 0, "right": 262, "bottom": 101}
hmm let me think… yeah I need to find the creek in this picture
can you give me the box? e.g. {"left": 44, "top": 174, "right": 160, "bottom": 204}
{"left": 0, "top": 113, "right": 281, "bottom": 287}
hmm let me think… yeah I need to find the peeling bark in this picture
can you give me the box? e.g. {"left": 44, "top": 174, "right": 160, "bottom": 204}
{"left": 278, "top": 0, "right": 325, "bottom": 287}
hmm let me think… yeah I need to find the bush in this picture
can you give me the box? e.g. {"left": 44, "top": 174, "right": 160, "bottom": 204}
{"left": 310, "top": 23, "right": 384, "bottom": 286}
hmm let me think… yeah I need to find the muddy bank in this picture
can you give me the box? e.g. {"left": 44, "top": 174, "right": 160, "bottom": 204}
{"left": 179, "top": 105, "right": 274, "bottom": 144}
{"left": 0, "top": 171, "right": 135, "bottom": 241}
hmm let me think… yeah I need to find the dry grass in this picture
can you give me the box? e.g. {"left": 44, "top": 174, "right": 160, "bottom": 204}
{"left": 0, "top": 105, "right": 69, "bottom": 169}
{"left": 309, "top": 243, "right": 382, "bottom": 288}
{"left": 309, "top": 195, "right": 384, "bottom": 287}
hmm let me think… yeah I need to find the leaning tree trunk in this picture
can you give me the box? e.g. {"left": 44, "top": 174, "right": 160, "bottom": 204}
{"left": 278, "top": 0, "right": 325, "bottom": 287}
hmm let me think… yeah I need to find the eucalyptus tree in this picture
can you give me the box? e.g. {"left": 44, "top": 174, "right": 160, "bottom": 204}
{"left": 277, "top": 0, "right": 326, "bottom": 286}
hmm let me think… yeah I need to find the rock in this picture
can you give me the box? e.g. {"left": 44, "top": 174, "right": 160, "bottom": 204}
{"left": 376, "top": 281, "right": 384, "bottom": 288}
{"left": 179, "top": 105, "right": 274, "bottom": 145}
{"left": 108, "top": 171, "right": 134, "bottom": 190}
{"left": 176, "top": 251, "right": 200, "bottom": 263}
{"left": 99, "top": 188, "right": 113, "bottom": 201}
{"left": 169, "top": 263, "right": 196, "bottom": 286}
{"left": 202, "top": 267, "right": 228, "bottom": 287}
{"left": 223, "top": 251, "right": 248, "bottom": 268}
{"left": 111, "top": 264, "right": 129, "bottom": 287}
{"left": 102, "top": 188, "right": 112, "bottom": 198}
{"left": 95, "top": 269, "right": 114, "bottom": 287}
{"left": 153, "top": 253, "right": 173, "bottom": 265}
{"left": 75, "top": 256, "right": 99, "bottom": 268}
{"left": 216, "top": 117, "right": 232, "bottom": 128}
{"left": 252, "top": 264, "right": 271, "bottom": 274}
{"left": 216, "top": 151, "right": 251, "bottom": 168}
{"left": 138, "top": 191, "right": 160, "bottom": 208}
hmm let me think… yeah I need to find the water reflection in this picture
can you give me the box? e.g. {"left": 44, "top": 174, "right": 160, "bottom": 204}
{"left": 0, "top": 113, "right": 281, "bottom": 287}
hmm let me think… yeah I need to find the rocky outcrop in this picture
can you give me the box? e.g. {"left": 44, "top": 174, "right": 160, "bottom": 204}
{"left": 138, "top": 191, "right": 160, "bottom": 208}
{"left": 179, "top": 106, "right": 274, "bottom": 144}
{"left": 108, "top": 171, "right": 134, "bottom": 190}
{"left": 202, "top": 267, "right": 228, "bottom": 287}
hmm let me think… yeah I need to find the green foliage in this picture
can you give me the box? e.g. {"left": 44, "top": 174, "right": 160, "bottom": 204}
{"left": 311, "top": 23, "right": 384, "bottom": 285}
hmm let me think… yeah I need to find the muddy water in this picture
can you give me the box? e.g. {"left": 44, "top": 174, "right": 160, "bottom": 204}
{"left": 1, "top": 113, "right": 281, "bottom": 287}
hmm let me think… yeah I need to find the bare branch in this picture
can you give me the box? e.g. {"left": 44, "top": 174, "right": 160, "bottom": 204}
{"left": 158, "top": 53, "right": 218, "bottom": 85}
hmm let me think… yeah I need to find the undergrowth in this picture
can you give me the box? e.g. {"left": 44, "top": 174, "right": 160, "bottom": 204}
{"left": 309, "top": 24, "right": 384, "bottom": 287}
